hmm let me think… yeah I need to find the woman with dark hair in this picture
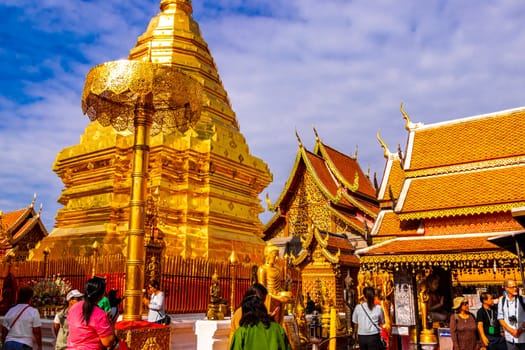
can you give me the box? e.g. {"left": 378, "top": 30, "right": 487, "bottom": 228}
{"left": 229, "top": 295, "right": 291, "bottom": 350}
{"left": 108, "top": 289, "right": 122, "bottom": 324}
{"left": 67, "top": 277, "right": 117, "bottom": 349}
{"left": 1, "top": 285, "right": 43, "bottom": 350}
{"left": 229, "top": 283, "right": 270, "bottom": 340}
{"left": 352, "top": 286, "right": 385, "bottom": 350}
{"left": 142, "top": 280, "right": 167, "bottom": 324}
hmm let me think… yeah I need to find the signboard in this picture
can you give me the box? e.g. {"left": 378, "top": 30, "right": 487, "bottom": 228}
{"left": 394, "top": 271, "right": 416, "bottom": 326}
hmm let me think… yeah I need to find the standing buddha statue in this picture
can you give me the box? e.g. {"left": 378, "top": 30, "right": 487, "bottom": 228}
{"left": 257, "top": 242, "right": 292, "bottom": 323}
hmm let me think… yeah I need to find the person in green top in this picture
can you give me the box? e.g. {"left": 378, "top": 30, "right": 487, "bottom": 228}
{"left": 98, "top": 294, "right": 111, "bottom": 312}
{"left": 229, "top": 294, "right": 291, "bottom": 350}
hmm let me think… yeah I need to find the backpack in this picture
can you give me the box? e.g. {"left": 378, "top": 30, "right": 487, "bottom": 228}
{"left": 500, "top": 295, "right": 525, "bottom": 311}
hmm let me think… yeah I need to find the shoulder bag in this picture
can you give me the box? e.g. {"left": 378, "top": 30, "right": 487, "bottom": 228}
{"left": 156, "top": 310, "right": 171, "bottom": 325}
{"left": 6, "top": 305, "right": 31, "bottom": 331}
{"left": 360, "top": 304, "right": 387, "bottom": 350}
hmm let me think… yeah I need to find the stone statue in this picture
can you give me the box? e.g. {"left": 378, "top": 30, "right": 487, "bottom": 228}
{"left": 207, "top": 270, "right": 227, "bottom": 320}
{"left": 344, "top": 271, "right": 355, "bottom": 333}
{"left": 257, "top": 242, "right": 291, "bottom": 323}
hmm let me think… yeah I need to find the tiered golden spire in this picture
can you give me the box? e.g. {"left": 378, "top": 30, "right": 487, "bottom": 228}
{"left": 40, "top": 0, "right": 272, "bottom": 263}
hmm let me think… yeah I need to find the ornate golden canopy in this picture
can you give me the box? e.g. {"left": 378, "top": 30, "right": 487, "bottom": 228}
{"left": 81, "top": 60, "right": 202, "bottom": 135}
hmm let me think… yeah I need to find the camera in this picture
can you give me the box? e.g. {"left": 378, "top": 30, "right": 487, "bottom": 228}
{"left": 509, "top": 315, "right": 517, "bottom": 325}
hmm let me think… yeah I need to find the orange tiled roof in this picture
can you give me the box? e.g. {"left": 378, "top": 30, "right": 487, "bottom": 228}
{"left": 2, "top": 208, "right": 27, "bottom": 230}
{"left": 304, "top": 150, "right": 340, "bottom": 199}
{"left": 408, "top": 108, "right": 525, "bottom": 170}
{"left": 423, "top": 212, "right": 523, "bottom": 235}
{"left": 372, "top": 210, "right": 420, "bottom": 237}
{"left": 360, "top": 233, "right": 504, "bottom": 256}
{"left": 320, "top": 143, "right": 377, "bottom": 198}
{"left": 398, "top": 164, "right": 525, "bottom": 219}
{"left": 324, "top": 232, "right": 354, "bottom": 252}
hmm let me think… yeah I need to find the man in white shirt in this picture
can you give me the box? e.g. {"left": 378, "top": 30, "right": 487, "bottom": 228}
{"left": 497, "top": 279, "right": 525, "bottom": 350}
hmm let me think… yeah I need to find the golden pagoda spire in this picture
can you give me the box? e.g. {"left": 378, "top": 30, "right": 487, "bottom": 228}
{"left": 160, "top": 0, "right": 192, "bottom": 14}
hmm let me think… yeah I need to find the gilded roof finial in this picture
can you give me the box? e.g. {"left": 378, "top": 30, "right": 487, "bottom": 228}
{"left": 265, "top": 193, "right": 276, "bottom": 212}
{"left": 295, "top": 129, "right": 303, "bottom": 148}
{"left": 376, "top": 130, "right": 391, "bottom": 158}
{"left": 160, "top": 0, "right": 192, "bottom": 14}
{"left": 30, "top": 193, "right": 37, "bottom": 208}
{"left": 400, "top": 102, "right": 423, "bottom": 130}
{"left": 312, "top": 125, "right": 320, "bottom": 141}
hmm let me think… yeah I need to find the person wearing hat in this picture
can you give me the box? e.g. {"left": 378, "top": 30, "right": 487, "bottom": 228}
{"left": 53, "top": 289, "right": 83, "bottom": 350}
{"left": 450, "top": 296, "right": 485, "bottom": 350}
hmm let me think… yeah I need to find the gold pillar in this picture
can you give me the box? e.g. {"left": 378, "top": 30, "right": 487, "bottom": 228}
{"left": 91, "top": 241, "right": 99, "bottom": 277}
{"left": 123, "top": 93, "right": 153, "bottom": 321}
{"left": 81, "top": 59, "right": 202, "bottom": 321}
{"left": 229, "top": 250, "right": 239, "bottom": 316}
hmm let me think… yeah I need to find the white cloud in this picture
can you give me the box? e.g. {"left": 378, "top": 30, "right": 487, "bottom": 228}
{"left": 1, "top": 0, "right": 525, "bottom": 229}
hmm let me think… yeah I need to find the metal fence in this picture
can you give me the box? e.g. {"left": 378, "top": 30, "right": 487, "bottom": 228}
{"left": 0, "top": 254, "right": 256, "bottom": 314}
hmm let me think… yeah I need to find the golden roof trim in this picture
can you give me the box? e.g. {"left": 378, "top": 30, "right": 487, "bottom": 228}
{"left": 360, "top": 249, "right": 516, "bottom": 264}
{"left": 269, "top": 149, "right": 303, "bottom": 210}
{"left": 398, "top": 202, "right": 525, "bottom": 220}
{"left": 328, "top": 206, "right": 367, "bottom": 234}
{"left": 341, "top": 192, "right": 378, "bottom": 218}
{"left": 300, "top": 222, "right": 315, "bottom": 248}
{"left": 314, "top": 226, "right": 329, "bottom": 248}
{"left": 321, "top": 247, "right": 340, "bottom": 264}
{"left": 315, "top": 139, "right": 360, "bottom": 192}
{"left": 291, "top": 249, "right": 309, "bottom": 266}
{"left": 407, "top": 156, "right": 525, "bottom": 178}
{"left": 301, "top": 148, "right": 341, "bottom": 203}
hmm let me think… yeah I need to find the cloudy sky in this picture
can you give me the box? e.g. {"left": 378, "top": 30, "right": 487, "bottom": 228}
{"left": 1, "top": 0, "right": 525, "bottom": 231}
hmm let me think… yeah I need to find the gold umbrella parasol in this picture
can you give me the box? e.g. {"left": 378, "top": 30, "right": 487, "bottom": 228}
{"left": 81, "top": 59, "right": 202, "bottom": 320}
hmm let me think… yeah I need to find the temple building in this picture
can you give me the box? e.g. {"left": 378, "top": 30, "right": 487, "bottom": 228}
{"left": 0, "top": 196, "right": 48, "bottom": 262}
{"left": 264, "top": 130, "right": 379, "bottom": 312}
{"left": 33, "top": 0, "right": 272, "bottom": 262}
{"left": 358, "top": 105, "right": 525, "bottom": 346}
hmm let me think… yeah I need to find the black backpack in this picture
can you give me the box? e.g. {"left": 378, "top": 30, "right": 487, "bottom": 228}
{"left": 501, "top": 295, "right": 525, "bottom": 311}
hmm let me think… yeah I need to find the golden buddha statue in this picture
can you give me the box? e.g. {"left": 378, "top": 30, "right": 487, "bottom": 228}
{"left": 257, "top": 242, "right": 292, "bottom": 323}
{"left": 207, "top": 270, "right": 227, "bottom": 320}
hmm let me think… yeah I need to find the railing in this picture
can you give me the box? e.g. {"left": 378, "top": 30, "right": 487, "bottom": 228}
{"left": 0, "top": 254, "right": 268, "bottom": 314}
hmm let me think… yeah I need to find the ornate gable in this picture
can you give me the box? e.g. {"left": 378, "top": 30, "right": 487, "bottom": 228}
{"left": 0, "top": 197, "right": 48, "bottom": 262}
{"left": 367, "top": 105, "right": 525, "bottom": 266}
{"left": 264, "top": 133, "right": 379, "bottom": 242}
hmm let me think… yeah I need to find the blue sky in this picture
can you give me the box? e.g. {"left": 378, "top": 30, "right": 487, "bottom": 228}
{"left": 2, "top": 0, "right": 525, "bottom": 231}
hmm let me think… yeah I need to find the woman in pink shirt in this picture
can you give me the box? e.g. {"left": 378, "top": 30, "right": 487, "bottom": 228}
{"left": 67, "top": 277, "right": 117, "bottom": 350}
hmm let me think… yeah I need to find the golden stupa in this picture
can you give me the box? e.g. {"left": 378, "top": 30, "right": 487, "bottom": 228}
{"left": 34, "top": 0, "right": 272, "bottom": 262}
